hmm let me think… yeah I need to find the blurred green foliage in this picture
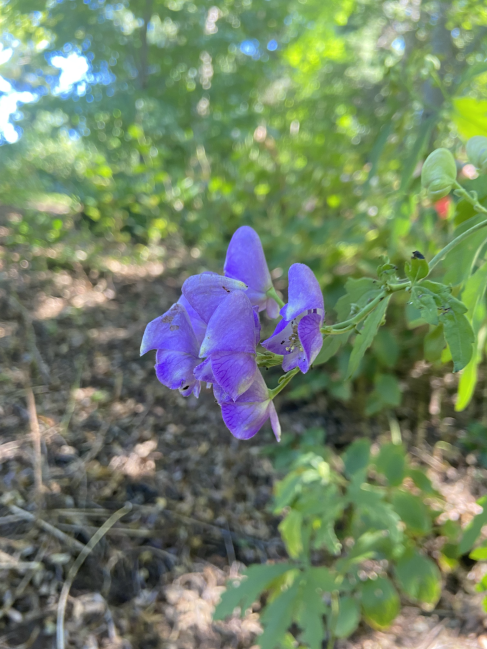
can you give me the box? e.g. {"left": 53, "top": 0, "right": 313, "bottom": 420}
{"left": 3, "top": 0, "right": 487, "bottom": 411}
{"left": 216, "top": 428, "right": 451, "bottom": 647}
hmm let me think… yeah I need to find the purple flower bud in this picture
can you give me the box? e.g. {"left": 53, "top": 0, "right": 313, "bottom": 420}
{"left": 262, "top": 263, "right": 324, "bottom": 373}
{"left": 224, "top": 226, "right": 279, "bottom": 318}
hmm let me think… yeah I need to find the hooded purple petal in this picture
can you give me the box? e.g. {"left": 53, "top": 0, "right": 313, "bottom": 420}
{"left": 140, "top": 303, "right": 199, "bottom": 356}
{"left": 268, "top": 401, "right": 281, "bottom": 442}
{"left": 280, "top": 263, "right": 324, "bottom": 322}
{"left": 282, "top": 349, "right": 302, "bottom": 372}
{"left": 200, "top": 291, "right": 257, "bottom": 357}
{"left": 155, "top": 350, "right": 200, "bottom": 393}
{"left": 181, "top": 381, "right": 201, "bottom": 398}
{"left": 221, "top": 400, "right": 271, "bottom": 440}
{"left": 213, "top": 382, "right": 230, "bottom": 405}
{"left": 219, "top": 371, "right": 278, "bottom": 440}
{"left": 182, "top": 273, "right": 247, "bottom": 324}
{"left": 211, "top": 351, "right": 257, "bottom": 401}
{"left": 224, "top": 226, "right": 272, "bottom": 309}
{"left": 178, "top": 295, "right": 207, "bottom": 345}
{"left": 297, "top": 313, "right": 323, "bottom": 372}
{"left": 253, "top": 307, "right": 262, "bottom": 347}
{"left": 193, "top": 357, "right": 215, "bottom": 384}
{"left": 260, "top": 318, "right": 292, "bottom": 354}
{"left": 266, "top": 297, "right": 280, "bottom": 319}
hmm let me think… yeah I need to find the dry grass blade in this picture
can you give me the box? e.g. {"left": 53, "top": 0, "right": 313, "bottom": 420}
{"left": 9, "top": 505, "right": 86, "bottom": 554}
{"left": 56, "top": 502, "right": 132, "bottom": 649}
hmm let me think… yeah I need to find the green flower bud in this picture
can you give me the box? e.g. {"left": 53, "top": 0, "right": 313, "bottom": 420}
{"left": 421, "top": 148, "right": 457, "bottom": 200}
{"left": 466, "top": 136, "right": 487, "bottom": 173}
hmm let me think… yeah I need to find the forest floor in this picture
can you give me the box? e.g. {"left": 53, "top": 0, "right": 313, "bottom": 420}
{"left": 1, "top": 230, "right": 487, "bottom": 649}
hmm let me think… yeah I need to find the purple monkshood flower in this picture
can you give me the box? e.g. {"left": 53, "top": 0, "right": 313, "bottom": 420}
{"left": 262, "top": 263, "right": 324, "bottom": 373}
{"left": 181, "top": 272, "right": 248, "bottom": 323}
{"left": 224, "top": 226, "right": 280, "bottom": 318}
{"left": 194, "top": 291, "right": 258, "bottom": 400}
{"left": 214, "top": 371, "right": 281, "bottom": 441}
{"left": 140, "top": 301, "right": 202, "bottom": 398}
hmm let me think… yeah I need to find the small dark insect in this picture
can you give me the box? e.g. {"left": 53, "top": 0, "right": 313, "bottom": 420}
{"left": 182, "top": 385, "right": 190, "bottom": 390}
{"left": 281, "top": 340, "right": 285, "bottom": 344}
{"left": 412, "top": 250, "right": 425, "bottom": 260}
{"left": 222, "top": 286, "right": 231, "bottom": 293}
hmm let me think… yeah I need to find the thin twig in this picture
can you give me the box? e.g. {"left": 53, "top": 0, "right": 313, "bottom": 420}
{"left": 9, "top": 506, "right": 86, "bottom": 554}
{"left": 49, "top": 504, "right": 279, "bottom": 549}
{"left": 59, "top": 356, "right": 85, "bottom": 438}
{"left": 56, "top": 503, "right": 132, "bottom": 649}
{"left": 8, "top": 293, "right": 50, "bottom": 383}
{"left": 24, "top": 371, "right": 43, "bottom": 506}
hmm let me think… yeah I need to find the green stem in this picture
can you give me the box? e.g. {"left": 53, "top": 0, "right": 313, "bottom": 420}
{"left": 268, "top": 367, "right": 300, "bottom": 400}
{"left": 426, "top": 182, "right": 487, "bottom": 274}
{"left": 326, "top": 591, "right": 339, "bottom": 649}
{"left": 322, "top": 291, "right": 387, "bottom": 334}
{"left": 267, "top": 286, "right": 285, "bottom": 309}
{"left": 267, "top": 183, "right": 487, "bottom": 401}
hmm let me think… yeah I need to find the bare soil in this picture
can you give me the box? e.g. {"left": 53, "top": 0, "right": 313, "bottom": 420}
{"left": 1, "top": 235, "right": 487, "bottom": 649}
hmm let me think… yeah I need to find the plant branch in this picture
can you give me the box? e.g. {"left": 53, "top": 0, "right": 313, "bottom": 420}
{"left": 267, "top": 286, "right": 285, "bottom": 308}
{"left": 56, "top": 503, "right": 132, "bottom": 649}
{"left": 268, "top": 367, "right": 300, "bottom": 399}
{"left": 426, "top": 182, "right": 487, "bottom": 274}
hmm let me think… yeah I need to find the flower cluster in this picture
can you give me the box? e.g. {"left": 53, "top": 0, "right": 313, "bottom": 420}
{"left": 140, "top": 226, "right": 325, "bottom": 441}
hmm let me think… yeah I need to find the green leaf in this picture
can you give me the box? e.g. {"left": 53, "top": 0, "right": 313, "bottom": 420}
{"left": 314, "top": 331, "right": 351, "bottom": 366}
{"left": 391, "top": 491, "right": 432, "bottom": 535}
{"left": 375, "top": 443, "right": 406, "bottom": 487}
{"left": 313, "top": 521, "right": 342, "bottom": 555}
{"left": 279, "top": 510, "right": 304, "bottom": 559}
{"left": 394, "top": 549, "right": 441, "bottom": 605}
{"left": 372, "top": 328, "right": 399, "bottom": 368}
{"left": 296, "top": 570, "right": 329, "bottom": 649}
{"left": 342, "top": 438, "right": 371, "bottom": 479}
{"left": 410, "top": 286, "right": 439, "bottom": 325}
{"left": 347, "top": 530, "right": 390, "bottom": 563}
{"left": 442, "top": 213, "right": 487, "bottom": 286}
{"left": 334, "top": 596, "right": 360, "bottom": 638}
{"left": 354, "top": 501, "right": 404, "bottom": 550}
{"left": 365, "top": 373, "right": 401, "bottom": 415}
{"left": 461, "top": 261, "right": 487, "bottom": 314}
{"left": 424, "top": 325, "right": 445, "bottom": 363}
{"left": 440, "top": 307, "right": 474, "bottom": 372}
{"left": 346, "top": 296, "right": 391, "bottom": 380}
{"left": 459, "top": 496, "right": 487, "bottom": 555}
{"left": 360, "top": 576, "right": 400, "bottom": 630}
{"left": 335, "top": 278, "right": 381, "bottom": 321}
{"left": 470, "top": 544, "right": 487, "bottom": 560}
{"left": 408, "top": 468, "right": 435, "bottom": 495}
{"left": 274, "top": 473, "right": 303, "bottom": 513}
{"left": 214, "top": 563, "right": 294, "bottom": 620}
{"left": 456, "top": 353, "right": 478, "bottom": 412}
{"left": 259, "top": 581, "right": 301, "bottom": 649}
{"left": 454, "top": 178, "right": 487, "bottom": 225}
{"left": 453, "top": 97, "right": 487, "bottom": 139}
{"left": 306, "top": 566, "right": 339, "bottom": 592}
{"left": 455, "top": 262, "right": 487, "bottom": 410}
